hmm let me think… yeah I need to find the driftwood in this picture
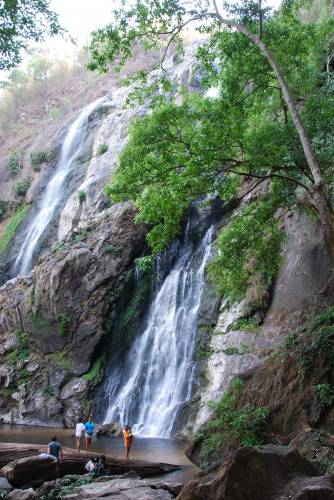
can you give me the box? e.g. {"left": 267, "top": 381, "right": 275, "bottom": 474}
{"left": 0, "top": 442, "right": 181, "bottom": 486}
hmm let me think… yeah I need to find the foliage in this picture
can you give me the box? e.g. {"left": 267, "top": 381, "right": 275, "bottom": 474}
{"left": 315, "top": 383, "right": 334, "bottom": 409}
{"left": 49, "top": 106, "right": 62, "bottom": 119}
{"left": 196, "top": 377, "right": 269, "bottom": 461}
{"left": 29, "top": 309, "right": 50, "bottom": 331}
{"left": 51, "top": 351, "right": 71, "bottom": 369}
{"left": 284, "top": 307, "right": 334, "bottom": 375}
{"left": 39, "top": 475, "right": 93, "bottom": 500}
{"left": 97, "top": 143, "right": 108, "bottom": 156}
{"left": 53, "top": 240, "right": 66, "bottom": 254}
{"left": 134, "top": 255, "right": 154, "bottom": 273}
{"left": 0, "top": 204, "right": 29, "bottom": 254}
{"left": 44, "top": 385, "right": 55, "bottom": 397}
{"left": 14, "top": 177, "right": 31, "bottom": 198}
{"left": 101, "top": 242, "right": 122, "bottom": 255}
{"left": 209, "top": 191, "right": 286, "bottom": 301}
{"left": 0, "top": 198, "right": 7, "bottom": 221}
{"left": 0, "top": 0, "right": 62, "bottom": 70}
{"left": 83, "top": 354, "right": 106, "bottom": 385}
{"left": 56, "top": 313, "right": 71, "bottom": 337}
{"left": 71, "top": 230, "right": 89, "bottom": 242}
{"left": 89, "top": 0, "right": 334, "bottom": 297}
{"left": 227, "top": 317, "right": 258, "bottom": 332}
{"left": 7, "top": 150, "right": 22, "bottom": 175}
{"left": 7, "top": 332, "right": 30, "bottom": 365}
{"left": 30, "top": 150, "right": 49, "bottom": 171}
{"left": 119, "top": 267, "right": 153, "bottom": 330}
{"left": 78, "top": 190, "right": 86, "bottom": 204}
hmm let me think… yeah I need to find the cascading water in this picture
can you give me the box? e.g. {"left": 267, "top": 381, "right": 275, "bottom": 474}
{"left": 14, "top": 96, "right": 106, "bottom": 276}
{"left": 103, "top": 225, "right": 214, "bottom": 437}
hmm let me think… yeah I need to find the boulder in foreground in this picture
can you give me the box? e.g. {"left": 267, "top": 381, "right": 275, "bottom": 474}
{"left": 0, "top": 454, "right": 59, "bottom": 487}
{"left": 177, "top": 444, "right": 334, "bottom": 500}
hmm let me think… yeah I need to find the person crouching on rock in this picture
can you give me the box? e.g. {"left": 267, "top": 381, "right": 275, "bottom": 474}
{"left": 122, "top": 425, "right": 133, "bottom": 460}
{"left": 48, "top": 436, "right": 63, "bottom": 462}
{"left": 75, "top": 417, "right": 85, "bottom": 452}
{"left": 85, "top": 415, "right": 95, "bottom": 452}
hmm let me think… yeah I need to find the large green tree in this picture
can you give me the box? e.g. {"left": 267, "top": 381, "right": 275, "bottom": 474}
{"left": 0, "top": 0, "right": 62, "bottom": 70}
{"left": 88, "top": 0, "right": 334, "bottom": 296}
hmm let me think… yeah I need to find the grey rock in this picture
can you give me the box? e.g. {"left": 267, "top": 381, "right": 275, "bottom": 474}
{"left": 0, "top": 476, "right": 13, "bottom": 491}
{"left": 7, "top": 488, "right": 35, "bottom": 500}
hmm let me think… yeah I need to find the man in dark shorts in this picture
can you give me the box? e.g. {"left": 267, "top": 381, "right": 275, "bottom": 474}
{"left": 48, "top": 436, "right": 63, "bottom": 461}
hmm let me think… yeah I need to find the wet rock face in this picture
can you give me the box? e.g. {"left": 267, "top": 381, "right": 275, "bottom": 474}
{"left": 0, "top": 202, "right": 146, "bottom": 426}
{"left": 178, "top": 445, "right": 334, "bottom": 500}
{"left": 191, "top": 211, "right": 334, "bottom": 434}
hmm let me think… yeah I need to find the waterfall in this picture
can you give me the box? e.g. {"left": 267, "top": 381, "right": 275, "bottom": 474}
{"left": 103, "top": 225, "right": 214, "bottom": 437}
{"left": 14, "top": 96, "right": 106, "bottom": 276}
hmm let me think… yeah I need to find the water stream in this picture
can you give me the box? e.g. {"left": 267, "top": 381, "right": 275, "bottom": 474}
{"left": 14, "top": 96, "right": 106, "bottom": 276}
{"left": 103, "top": 225, "right": 214, "bottom": 437}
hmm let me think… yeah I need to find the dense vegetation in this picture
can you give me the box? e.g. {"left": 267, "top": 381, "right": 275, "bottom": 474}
{"left": 0, "top": 0, "right": 62, "bottom": 70}
{"left": 89, "top": 0, "right": 334, "bottom": 300}
{"left": 196, "top": 378, "right": 269, "bottom": 463}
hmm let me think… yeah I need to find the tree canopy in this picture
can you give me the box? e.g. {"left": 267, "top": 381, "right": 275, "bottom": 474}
{"left": 89, "top": 0, "right": 334, "bottom": 299}
{"left": 0, "top": 0, "right": 62, "bottom": 70}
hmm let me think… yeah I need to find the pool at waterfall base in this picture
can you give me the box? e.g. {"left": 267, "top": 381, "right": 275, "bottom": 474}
{"left": 0, "top": 424, "right": 198, "bottom": 483}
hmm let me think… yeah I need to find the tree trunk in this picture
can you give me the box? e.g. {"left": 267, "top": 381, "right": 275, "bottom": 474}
{"left": 212, "top": 0, "right": 334, "bottom": 255}
{"left": 311, "top": 188, "right": 334, "bottom": 257}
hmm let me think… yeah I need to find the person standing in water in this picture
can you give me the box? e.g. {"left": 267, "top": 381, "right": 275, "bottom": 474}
{"left": 75, "top": 418, "right": 85, "bottom": 452}
{"left": 122, "top": 425, "right": 133, "bottom": 459}
{"left": 85, "top": 415, "right": 95, "bottom": 452}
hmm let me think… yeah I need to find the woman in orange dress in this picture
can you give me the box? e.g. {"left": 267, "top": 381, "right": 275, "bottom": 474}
{"left": 122, "top": 425, "right": 133, "bottom": 459}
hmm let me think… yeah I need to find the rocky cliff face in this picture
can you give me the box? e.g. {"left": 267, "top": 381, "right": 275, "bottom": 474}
{"left": 0, "top": 202, "right": 146, "bottom": 426}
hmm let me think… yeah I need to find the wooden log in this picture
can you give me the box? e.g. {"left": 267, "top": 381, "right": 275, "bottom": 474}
{"left": 0, "top": 442, "right": 181, "bottom": 480}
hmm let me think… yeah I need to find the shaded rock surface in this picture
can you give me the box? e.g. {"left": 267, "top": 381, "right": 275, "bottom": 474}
{"left": 0, "top": 454, "right": 59, "bottom": 487}
{"left": 0, "top": 202, "right": 146, "bottom": 426}
{"left": 177, "top": 445, "right": 334, "bottom": 500}
{"left": 0, "top": 442, "right": 181, "bottom": 481}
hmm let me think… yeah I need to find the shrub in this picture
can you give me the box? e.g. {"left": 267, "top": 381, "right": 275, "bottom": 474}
{"left": 101, "top": 242, "right": 122, "bottom": 255}
{"left": 284, "top": 307, "right": 334, "bottom": 376}
{"left": 14, "top": 177, "right": 31, "bottom": 198}
{"left": 78, "top": 190, "right": 86, "bottom": 204}
{"left": 57, "top": 313, "right": 71, "bottom": 336}
{"left": 227, "top": 317, "right": 257, "bottom": 332}
{"left": 7, "top": 150, "right": 22, "bottom": 175}
{"left": 0, "top": 204, "right": 29, "bottom": 253}
{"left": 29, "top": 310, "right": 50, "bottom": 331}
{"left": 0, "top": 198, "right": 7, "bottom": 221}
{"left": 44, "top": 385, "right": 55, "bottom": 397}
{"left": 51, "top": 351, "right": 71, "bottom": 369}
{"left": 83, "top": 354, "right": 106, "bottom": 385}
{"left": 49, "top": 107, "right": 62, "bottom": 119}
{"left": 196, "top": 378, "right": 269, "bottom": 462}
{"left": 315, "top": 384, "right": 334, "bottom": 409}
{"left": 30, "top": 150, "right": 49, "bottom": 171}
{"left": 97, "top": 143, "right": 108, "bottom": 156}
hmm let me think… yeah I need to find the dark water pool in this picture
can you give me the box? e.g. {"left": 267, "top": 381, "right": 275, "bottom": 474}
{"left": 0, "top": 424, "right": 198, "bottom": 483}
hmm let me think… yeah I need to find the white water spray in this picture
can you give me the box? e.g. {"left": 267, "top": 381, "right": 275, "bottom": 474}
{"left": 103, "top": 226, "right": 214, "bottom": 437}
{"left": 14, "top": 97, "right": 105, "bottom": 275}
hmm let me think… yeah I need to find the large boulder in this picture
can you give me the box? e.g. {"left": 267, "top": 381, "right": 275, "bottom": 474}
{"left": 0, "top": 454, "right": 59, "bottom": 487}
{"left": 177, "top": 445, "right": 334, "bottom": 500}
{"left": 95, "top": 422, "right": 122, "bottom": 438}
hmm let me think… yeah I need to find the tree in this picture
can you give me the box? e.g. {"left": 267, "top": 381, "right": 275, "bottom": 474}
{"left": 0, "top": 0, "right": 62, "bottom": 70}
{"left": 27, "top": 51, "right": 53, "bottom": 81}
{"left": 88, "top": 0, "right": 334, "bottom": 260}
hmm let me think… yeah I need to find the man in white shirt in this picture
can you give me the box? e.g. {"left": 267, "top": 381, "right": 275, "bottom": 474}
{"left": 75, "top": 418, "right": 86, "bottom": 452}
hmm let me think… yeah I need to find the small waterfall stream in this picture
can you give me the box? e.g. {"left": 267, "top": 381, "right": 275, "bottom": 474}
{"left": 14, "top": 96, "right": 105, "bottom": 276}
{"left": 103, "top": 225, "right": 214, "bottom": 437}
